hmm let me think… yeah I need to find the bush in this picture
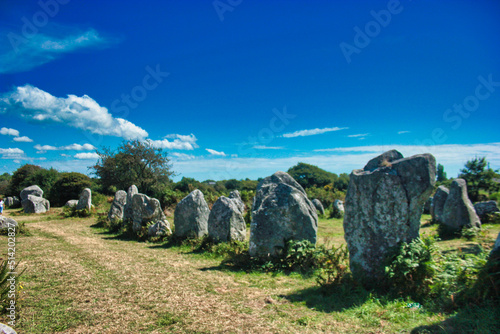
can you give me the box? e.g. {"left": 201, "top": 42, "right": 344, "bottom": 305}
{"left": 63, "top": 206, "right": 91, "bottom": 218}
{"left": 49, "top": 172, "right": 92, "bottom": 207}
{"left": 482, "top": 212, "right": 500, "bottom": 224}
{"left": 316, "top": 244, "right": 350, "bottom": 289}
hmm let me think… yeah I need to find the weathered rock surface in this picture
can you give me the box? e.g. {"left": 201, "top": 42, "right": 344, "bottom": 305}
{"left": 344, "top": 151, "right": 436, "bottom": 284}
{"left": 5, "top": 196, "right": 21, "bottom": 208}
{"left": 64, "top": 200, "right": 78, "bottom": 207}
{"left": 76, "top": 188, "right": 92, "bottom": 211}
{"left": 108, "top": 190, "right": 127, "bottom": 222}
{"left": 148, "top": 220, "right": 172, "bottom": 237}
{"left": 249, "top": 171, "right": 318, "bottom": 258}
{"left": 228, "top": 190, "right": 245, "bottom": 213}
{"left": 0, "top": 322, "right": 17, "bottom": 334}
{"left": 20, "top": 185, "right": 43, "bottom": 201}
{"left": 474, "top": 200, "right": 500, "bottom": 219}
{"left": 174, "top": 189, "right": 209, "bottom": 238}
{"left": 363, "top": 149, "right": 404, "bottom": 171}
{"left": 312, "top": 199, "right": 325, "bottom": 216}
{"left": 124, "top": 185, "right": 138, "bottom": 221}
{"left": 208, "top": 196, "right": 246, "bottom": 243}
{"left": 493, "top": 232, "right": 500, "bottom": 253}
{"left": 442, "top": 179, "right": 481, "bottom": 231}
{"left": 431, "top": 186, "right": 449, "bottom": 223}
{"left": 333, "top": 199, "right": 344, "bottom": 213}
{"left": 423, "top": 196, "right": 432, "bottom": 214}
{"left": 131, "top": 193, "right": 166, "bottom": 232}
{"left": 0, "top": 216, "right": 18, "bottom": 230}
{"left": 22, "top": 194, "right": 50, "bottom": 214}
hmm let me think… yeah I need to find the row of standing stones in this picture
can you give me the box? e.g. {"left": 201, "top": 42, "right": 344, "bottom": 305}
{"left": 103, "top": 150, "right": 500, "bottom": 286}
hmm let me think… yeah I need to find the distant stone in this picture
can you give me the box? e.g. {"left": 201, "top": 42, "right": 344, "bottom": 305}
{"left": 423, "top": 196, "right": 432, "bottom": 214}
{"left": 22, "top": 194, "right": 50, "bottom": 214}
{"left": 0, "top": 216, "right": 18, "bottom": 230}
{"left": 363, "top": 149, "right": 404, "bottom": 171}
{"left": 431, "top": 186, "right": 449, "bottom": 223}
{"left": 64, "top": 200, "right": 78, "bottom": 208}
{"left": 174, "top": 189, "right": 210, "bottom": 238}
{"left": 312, "top": 199, "right": 325, "bottom": 215}
{"left": 0, "top": 322, "right": 17, "bottom": 334}
{"left": 20, "top": 185, "right": 43, "bottom": 201}
{"left": 249, "top": 171, "right": 318, "bottom": 258}
{"left": 131, "top": 193, "right": 166, "bottom": 232}
{"left": 344, "top": 151, "right": 436, "bottom": 284}
{"left": 493, "top": 232, "right": 500, "bottom": 253}
{"left": 474, "top": 200, "right": 500, "bottom": 219}
{"left": 148, "top": 220, "right": 172, "bottom": 238}
{"left": 76, "top": 188, "right": 92, "bottom": 211}
{"left": 108, "top": 190, "right": 127, "bottom": 222}
{"left": 124, "top": 185, "right": 138, "bottom": 221}
{"left": 442, "top": 179, "right": 481, "bottom": 231}
{"left": 228, "top": 190, "right": 245, "bottom": 213}
{"left": 208, "top": 196, "right": 246, "bottom": 243}
{"left": 333, "top": 199, "right": 344, "bottom": 213}
{"left": 5, "top": 196, "right": 21, "bottom": 208}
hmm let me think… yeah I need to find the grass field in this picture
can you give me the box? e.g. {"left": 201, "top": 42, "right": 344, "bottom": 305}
{"left": 1, "top": 208, "right": 499, "bottom": 333}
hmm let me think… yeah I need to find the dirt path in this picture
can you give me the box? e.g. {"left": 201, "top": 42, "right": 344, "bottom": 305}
{"left": 7, "top": 214, "right": 323, "bottom": 334}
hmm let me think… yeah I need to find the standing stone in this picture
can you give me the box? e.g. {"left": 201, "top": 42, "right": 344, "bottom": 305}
{"left": 0, "top": 216, "right": 18, "bottom": 230}
{"left": 344, "top": 151, "right": 436, "bottom": 284}
{"left": 124, "top": 185, "right": 138, "bottom": 221}
{"left": 442, "top": 179, "right": 481, "bottom": 231}
{"left": 249, "top": 171, "right": 318, "bottom": 258}
{"left": 208, "top": 196, "right": 246, "bottom": 243}
{"left": 228, "top": 190, "right": 245, "bottom": 213}
{"left": 423, "top": 196, "right": 432, "bottom": 214}
{"left": 474, "top": 200, "right": 500, "bottom": 219}
{"left": 148, "top": 220, "right": 172, "bottom": 237}
{"left": 174, "top": 189, "right": 210, "bottom": 238}
{"left": 333, "top": 199, "right": 344, "bottom": 213}
{"left": 131, "top": 193, "right": 167, "bottom": 232}
{"left": 20, "top": 185, "right": 43, "bottom": 201}
{"left": 5, "top": 196, "right": 21, "bottom": 208}
{"left": 65, "top": 200, "right": 78, "bottom": 208}
{"left": 312, "top": 199, "right": 325, "bottom": 216}
{"left": 363, "top": 149, "right": 404, "bottom": 171}
{"left": 108, "top": 190, "right": 127, "bottom": 222}
{"left": 431, "top": 186, "right": 449, "bottom": 223}
{"left": 76, "top": 188, "right": 92, "bottom": 211}
{"left": 22, "top": 194, "right": 50, "bottom": 214}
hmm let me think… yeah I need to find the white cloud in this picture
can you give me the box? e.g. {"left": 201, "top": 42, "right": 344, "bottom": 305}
{"left": 13, "top": 136, "right": 33, "bottom": 142}
{"left": 0, "top": 127, "right": 20, "bottom": 137}
{"left": 206, "top": 148, "right": 226, "bottom": 156}
{"left": 0, "top": 148, "right": 24, "bottom": 159}
{"left": 1, "top": 85, "right": 148, "bottom": 140}
{"left": 171, "top": 153, "right": 195, "bottom": 160}
{"left": 348, "top": 133, "right": 369, "bottom": 138}
{"left": 282, "top": 127, "right": 348, "bottom": 138}
{"left": 253, "top": 145, "right": 284, "bottom": 150}
{"left": 1, "top": 28, "right": 111, "bottom": 74}
{"left": 148, "top": 134, "right": 198, "bottom": 150}
{"left": 74, "top": 152, "right": 100, "bottom": 160}
{"left": 398, "top": 131, "right": 410, "bottom": 135}
{"left": 34, "top": 143, "right": 96, "bottom": 153}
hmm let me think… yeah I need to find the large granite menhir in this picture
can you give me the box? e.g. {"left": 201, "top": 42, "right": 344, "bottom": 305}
{"left": 343, "top": 151, "right": 436, "bottom": 285}
{"left": 174, "top": 189, "right": 210, "bottom": 239}
{"left": 208, "top": 196, "right": 246, "bottom": 243}
{"left": 249, "top": 171, "right": 318, "bottom": 258}
{"left": 441, "top": 179, "right": 481, "bottom": 231}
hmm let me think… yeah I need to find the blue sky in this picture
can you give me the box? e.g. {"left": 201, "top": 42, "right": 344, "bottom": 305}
{"left": 1, "top": 0, "right": 499, "bottom": 182}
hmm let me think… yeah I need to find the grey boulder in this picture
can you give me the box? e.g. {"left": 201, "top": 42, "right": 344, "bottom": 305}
{"left": 174, "top": 189, "right": 210, "bottom": 238}
{"left": 64, "top": 200, "right": 78, "bottom": 207}
{"left": 148, "top": 220, "right": 172, "bottom": 237}
{"left": 312, "top": 199, "right": 325, "bottom": 216}
{"left": 344, "top": 151, "right": 436, "bottom": 284}
{"left": 431, "top": 186, "right": 449, "bottom": 223}
{"left": 131, "top": 193, "right": 166, "bottom": 232}
{"left": 333, "top": 199, "right": 344, "bottom": 213}
{"left": 5, "top": 196, "right": 21, "bottom": 208}
{"left": 76, "top": 188, "right": 92, "bottom": 211}
{"left": 249, "top": 171, "right": 318, "bottom": 258}
{"left": 0, "top": 216, "right": 18, "bottom": 230}
{"left": 108, "top": 190, "right": 127, "bottom": 222}
{"left": 20, "top": 185, "right": 43, "bottom": 201}
{"left": 442, "top": 179, "right": 481, "bottom": 231}
{"left": 363, "top": 149, "right": 404, "bottom": 171}
{"left": 474, "top": 200, "right": 500, "bottom": 219}
{"left": 228, "top": 190, "right": 245, "bottom": 214}
{"left": 208, "top": 196, "right": 246, "bottom": 243}
{"left": 22, "top": 194, "right": 50, "bottom": 214}
{"left": 124, "top": 185, "right": 138, "bottom": 221}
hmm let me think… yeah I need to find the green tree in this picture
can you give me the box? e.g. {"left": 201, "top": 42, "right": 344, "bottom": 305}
{"left": 459, "top": 157, "right": 499, "bottom": 202}
{"left": 92, "top": 140, "right": 173, "bottom": 195}
{"left": 0, "top": 173, "right": 11, "bottom": 195}
{"left": 7, "top": 164, "right": 42, "bottom": 196}
{"left": 287, "top": 162, "right": 338, "bottom": 189}
{"left": 437, "top": 163, "right": 447, "bottom": 182}
{"left": 49, "top": 172, "right": 92, "bottom": 207}
{"left": 26, "top": 168, "right": 59, "bottom": 196}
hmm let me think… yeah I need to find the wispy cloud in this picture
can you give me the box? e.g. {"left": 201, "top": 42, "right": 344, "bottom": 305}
{"left": 348, "top": 133, "right": 369, "bottom": 139}
{"left": 34, "top": 143, "right": 96, "bottom": 153}
{"left": 0, "top": 148, "right": 25, "bottom": 159}
{"left": 148, "top": 134, "right": 199, "bottom": 150}
{"left": 0, "top": 127, "right": 20, "bottom": 137}
{"left": 13, "top": 136, "right": 33, "bottom": 142}
{"left": 1, "top": 28, "right": 112, "bottom": 74}
{"left": 171, "top": 152, "right": 195, "bottom": 160}
{"left": 206, "top": 148, "right": 226, "bottom": 156}
{"left": 253, "top": 145, "right": 284, "bottom": 150}
{"left": 74, "top": 152, "right": 100, "bottom": 160}
{"left": 0, "top": 85, "right": 148, "bottom": 140}
{"left": 398, "top": 131, "right": 410, "bottom": 135}
{"left": 282, "top": 127, "right": 348, "bottom": 138}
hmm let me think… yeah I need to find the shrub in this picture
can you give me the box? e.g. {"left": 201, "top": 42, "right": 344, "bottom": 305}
{"left": 50, "top": 172, "right": 92, "bottom": 207}
{"left": 63, "top": 206, "right": 91, "bottom": 218}
{"left": 482, "top": 212, "right": 500, "bottom": 225}
{"left": 461, "top": 226, "right": 481, "bottom": 240}
{"left": 316, "top": 244, "right": 350, "bottom": 289}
